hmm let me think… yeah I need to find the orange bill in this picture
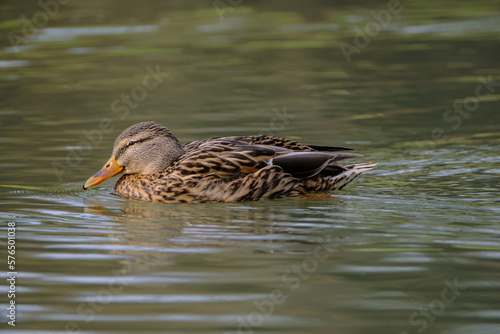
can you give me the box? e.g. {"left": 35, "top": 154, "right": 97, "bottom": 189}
{"left": 83, "top": 155, "right": 124, "bottom": 189}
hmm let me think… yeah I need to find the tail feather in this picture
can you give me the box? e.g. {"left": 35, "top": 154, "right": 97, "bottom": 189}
{"left": 336, "top": 162, "right": 378, "bottom": 190}
{"left": 343, "top": 162, "right": 378, "bottom": 171}
{"left": 299, "top": 162, "right": 377, "bottom": 193}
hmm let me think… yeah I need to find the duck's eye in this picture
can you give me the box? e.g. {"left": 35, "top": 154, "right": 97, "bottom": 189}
{"left": 127, "top": 138, "right": 147, "bottom": 147}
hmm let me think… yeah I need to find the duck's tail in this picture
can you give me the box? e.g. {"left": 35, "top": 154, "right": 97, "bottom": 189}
{"left": 335, "top": 162, "right": 378, "bottom": 190}
{"left": 298, "top": 162, "right": 377, "bottom": 193}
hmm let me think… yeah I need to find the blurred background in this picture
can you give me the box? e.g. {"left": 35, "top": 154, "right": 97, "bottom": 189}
{"left": 1, "top": 1, "right": 499, "bottom": 333}
{"left": 1, "top": 0, "right": 498, "bottom": 186}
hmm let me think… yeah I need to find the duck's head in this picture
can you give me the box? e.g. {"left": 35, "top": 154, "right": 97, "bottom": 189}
{"left": 83, "top": 121, "right": 184, "bottom": 189}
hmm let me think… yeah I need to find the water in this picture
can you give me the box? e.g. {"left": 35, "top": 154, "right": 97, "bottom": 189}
{"left": 1, "top": 1, "right": 500, "bottom": 333}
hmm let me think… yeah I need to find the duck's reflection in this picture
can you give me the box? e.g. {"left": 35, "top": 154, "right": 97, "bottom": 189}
{"left": 83, "top": 193, "right": 345, "bottom": 275}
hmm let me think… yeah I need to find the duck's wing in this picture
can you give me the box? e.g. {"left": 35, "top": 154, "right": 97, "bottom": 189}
{"left": 177, "top": 136, "right": 362, "bottom": 180}
{"left": 231, "top": 135, "right": 355, "bottom": 152}
{"left": 270, "top": 151, "right": 362, "bottom": 179}
{"left": 183, "top": 135, "right": 354, "bottom": 152}
{"left": 175, "top": 140, "right": 275, "bottom": 179}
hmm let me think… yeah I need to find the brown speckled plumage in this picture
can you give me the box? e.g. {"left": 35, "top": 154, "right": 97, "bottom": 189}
{"left": 84, "top": 122, "right": 376, "bottom": 203}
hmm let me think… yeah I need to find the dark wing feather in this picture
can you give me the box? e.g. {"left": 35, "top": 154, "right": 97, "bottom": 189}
{"left": 232, "top": 135, "right": 315, "bottom": 151}
{"left": 271, "top": 152, "right": 362, "bottom": 179}
{"left": 184, "top": 135, "right": 355, "bottom": 153}
{"left": 307, "top": 144, "right": 354, "bottom": 151}
{"left": 233, "top": 135, "right": 355, "bottom": 152}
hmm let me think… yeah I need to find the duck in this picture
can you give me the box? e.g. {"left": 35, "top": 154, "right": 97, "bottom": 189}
{"left": 83, "top": 121, "right": 376, "bottom": 203}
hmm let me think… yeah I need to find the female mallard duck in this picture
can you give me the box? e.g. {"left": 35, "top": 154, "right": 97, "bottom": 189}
{"left": 83, "top": 121, "right": 376, "bottom": 203}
